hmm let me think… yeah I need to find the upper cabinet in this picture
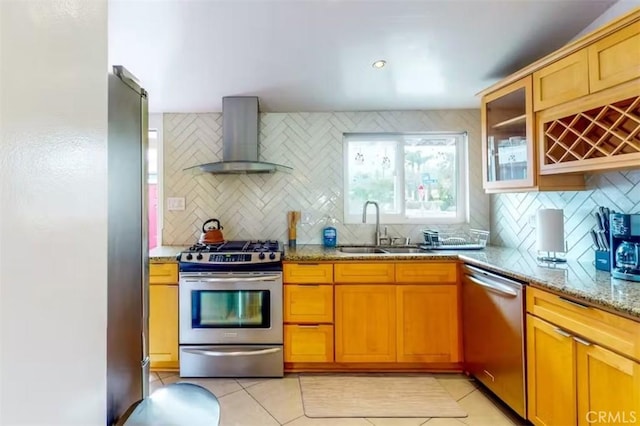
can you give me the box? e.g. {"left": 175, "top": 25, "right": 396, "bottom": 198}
{"left": 479, "top": 7, "right": 640, "bottom": 193}
{"left": 481, "top": 76, "right": 535, "bottom": 191}
{"left": 588, "top": 21, "right": 640, "bottom": 93}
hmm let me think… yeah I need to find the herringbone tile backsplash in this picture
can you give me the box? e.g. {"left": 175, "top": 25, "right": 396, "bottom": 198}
{"left": 491, "top": 170, "right": 640, "bottom": 261}
{"left": 162, "top": 110, "right": 489, "bottom": 245}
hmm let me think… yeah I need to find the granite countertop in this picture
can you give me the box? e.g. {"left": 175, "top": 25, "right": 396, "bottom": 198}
{"left": 284, "top": 245, "right": 640, "bottom": 320}
{"left": 149, "top": 245, "right": 188, "bottom": 262}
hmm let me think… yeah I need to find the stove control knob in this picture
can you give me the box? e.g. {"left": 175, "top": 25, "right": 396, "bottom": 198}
{"left": 258, "top": 252, "right": 266, "bottom": 260}
{"left": 269, "top": 252, "right": 276, "bottom": 260}
{"left": 196, "top": 253, "right": 203, "bottom": 260}
{"left": 186, "top": 253, "right": 193, "bottom": 260}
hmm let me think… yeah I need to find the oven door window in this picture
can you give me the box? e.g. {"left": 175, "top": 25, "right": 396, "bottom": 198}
{"left": 191, "top": 290, "right": 271, "bottom": 328}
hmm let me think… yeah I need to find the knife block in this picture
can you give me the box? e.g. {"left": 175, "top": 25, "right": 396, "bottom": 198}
{"left": 595, "top": 250, "right": 610, "bottom": 272}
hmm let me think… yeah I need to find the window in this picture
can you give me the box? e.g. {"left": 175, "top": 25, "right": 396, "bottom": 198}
{"left": 344, "top": 132, "right": 468, "bottom": 224}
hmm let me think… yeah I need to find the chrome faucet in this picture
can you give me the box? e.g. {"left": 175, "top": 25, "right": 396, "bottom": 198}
{"left": 362, "top": 201, "right": 381, "bottom": 245}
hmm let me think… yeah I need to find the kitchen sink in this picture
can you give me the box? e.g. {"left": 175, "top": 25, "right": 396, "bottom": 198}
{"left": 337, "top": 247, "right": 387, "bottom": 254}
{"left": 337, "top": 246, "right": 430, "bottom": 254}
{"left": 380, "top": 247, "right": 428, "bottom": 254}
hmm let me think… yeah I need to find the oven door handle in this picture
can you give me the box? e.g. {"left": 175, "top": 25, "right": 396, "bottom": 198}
{"left": 183, "top": 347, "right": 281, "bottom": 357}
{"left": 182, "top": 275, "right": 281, "bottom": 283}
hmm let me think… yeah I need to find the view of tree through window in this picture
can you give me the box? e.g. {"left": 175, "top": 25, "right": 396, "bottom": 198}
{"left": 344, "top": 133, "right": 467, "bottom": 224}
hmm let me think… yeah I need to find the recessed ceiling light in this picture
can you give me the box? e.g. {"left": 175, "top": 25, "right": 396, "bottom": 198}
{"left": 372, "top": 60, "right": 387, "bottom": 69}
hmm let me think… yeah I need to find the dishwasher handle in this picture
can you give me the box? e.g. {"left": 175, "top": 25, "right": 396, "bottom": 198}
{"left": 465, "top": 274, "right": 519, "bottom": 297}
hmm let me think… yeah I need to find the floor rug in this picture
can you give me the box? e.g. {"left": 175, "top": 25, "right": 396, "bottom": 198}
{"left": 299, "top": 375, "right": 467, "bottom": 418}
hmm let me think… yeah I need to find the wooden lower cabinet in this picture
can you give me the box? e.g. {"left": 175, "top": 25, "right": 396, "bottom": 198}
{"left": 335, "top": 285, "right": 396, "bottom": 362}
{"left": 527, "top": 312, "right": 640, "bottom": 426}
{"left": 527, "top": 315, "right": 576, "bottom": 426}
{"left": 149, "top": 284, "right": 179, "bottom": 370}
{"left": 284, "top": 284, "right": 333, "bottom": 323}
{"left": 577, "top": 343, "right": 640, "bottom": 426}
{"left": 396, "top": 285, "right": 459, "bottom": 363}
{"left": 284, "top": 325, "right": 334, "bottom": 363}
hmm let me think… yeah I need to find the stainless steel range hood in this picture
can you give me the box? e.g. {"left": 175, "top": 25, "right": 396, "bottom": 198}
{"left": 185, "top": 96, "right": 292, "bottom": 174}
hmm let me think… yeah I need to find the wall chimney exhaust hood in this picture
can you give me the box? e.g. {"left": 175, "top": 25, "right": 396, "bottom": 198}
{"left": 184, "top": 96, "right": 292, "bottom": 174}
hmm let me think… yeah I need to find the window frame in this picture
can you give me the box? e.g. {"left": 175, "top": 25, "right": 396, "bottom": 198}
{"left": 343, "top": 132, "right": 468, "bottom": 225}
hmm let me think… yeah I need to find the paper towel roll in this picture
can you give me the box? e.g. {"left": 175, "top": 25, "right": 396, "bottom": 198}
{"left": 536, "top": 209, "right": 565, "bottom": 253}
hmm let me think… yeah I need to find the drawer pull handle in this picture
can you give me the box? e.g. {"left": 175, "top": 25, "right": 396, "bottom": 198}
{"left": 573, "top": 337, "right": 592, "bottom": 346}
{"left": 483, "top": 370, "right": 495, "bottom": 382}
{"left": 554, "top": 327, "right": 572, "bottom": 338}
{"left": 559, "top": 296, "right": 590, "bottom": 309}
{"left": 298, "top": 284, "right": 320, "bottom": 287}
{"left": 297, "top": 263, "right": 320, "bottom": 266}
{"left": 298, "top": 325, "right": 320, "bottom": 328}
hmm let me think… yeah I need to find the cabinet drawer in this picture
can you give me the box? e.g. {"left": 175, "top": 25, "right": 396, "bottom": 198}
{"left": 334, "top": 263, "right": 395, "bottom": 283}
{"left": 149, "top": 262, "right": 178, "bottom": 285}
{"left": 284, "top": 285, "right": 333, "bottom": 323}
{"left": 533, "top": 49, "right": 589, "bottom": 111}
{"left": 395, "top": 263, "right": 457, "bottom": 284}
{"left": 588, "top": 21, "right": 640, "bottom": 93}
{"left": 284, "top": 263, "right": 333, "bottom": 284}
{"left": 284, "top": 325, "right": 334, "bottom": 363}
{"left": 527, "top": 287, "right": 640, "bottom": 361}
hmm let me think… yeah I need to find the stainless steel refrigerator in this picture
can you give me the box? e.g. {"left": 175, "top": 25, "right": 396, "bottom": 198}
{"left": 106, "top": 66, "right": 149, "bottom": 425}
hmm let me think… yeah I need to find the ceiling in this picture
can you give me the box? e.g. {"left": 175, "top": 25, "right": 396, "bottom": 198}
{"left": 108, "top": 0, "right": 617, "bottom": 113}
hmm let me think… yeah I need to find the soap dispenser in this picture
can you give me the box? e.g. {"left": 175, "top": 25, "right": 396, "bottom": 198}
{"left": 322, "top": 216, "right": 338, "bottom": 248}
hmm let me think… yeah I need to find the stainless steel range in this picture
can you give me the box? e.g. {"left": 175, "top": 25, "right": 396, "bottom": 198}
{"left": 178, "top": 240, "right": 284, "bottom": 378}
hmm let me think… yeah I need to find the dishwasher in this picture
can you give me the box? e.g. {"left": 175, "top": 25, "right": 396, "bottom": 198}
{"left": 462, "top": 264, "right": 526, "bottom": 419}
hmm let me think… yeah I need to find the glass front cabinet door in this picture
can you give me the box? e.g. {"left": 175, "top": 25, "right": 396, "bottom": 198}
{"left": 481, "top": 76, "right": 535, "bottom": 191}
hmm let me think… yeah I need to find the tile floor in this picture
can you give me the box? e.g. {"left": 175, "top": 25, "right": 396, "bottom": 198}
{"left": 150, "top": 372, "right": 526, "bottom": 426}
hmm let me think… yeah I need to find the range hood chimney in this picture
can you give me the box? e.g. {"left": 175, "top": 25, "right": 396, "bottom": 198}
{"left": 185, "top": 96, "right": 292, "bottom": 174}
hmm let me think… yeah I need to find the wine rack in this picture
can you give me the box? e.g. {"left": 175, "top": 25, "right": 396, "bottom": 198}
{"left": 539, "top": 93, "right": 640, "bottom": 173}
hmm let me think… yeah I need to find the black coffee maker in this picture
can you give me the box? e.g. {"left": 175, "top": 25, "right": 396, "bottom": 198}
{"left": 609, "top": 213, "right": 640, "bottom": 282}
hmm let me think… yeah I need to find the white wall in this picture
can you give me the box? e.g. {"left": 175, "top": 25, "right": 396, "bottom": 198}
{"left": 161, "top": 110, "right": 489, "bottom": 245}
{"left": 0, "top": 1, "right": 108, "bottom": 424}
{"left": 574, "top": 0, "right": 640, "bottom": 38}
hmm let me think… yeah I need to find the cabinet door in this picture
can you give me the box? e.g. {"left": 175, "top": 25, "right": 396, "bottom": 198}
{"left": 396, "top": 285, "right": 459, "bottom": 363}
{"left": 149, "top": 285, "right": 179, "bottom": 370}
{"left": 588, "top": 21, "right": 640, "bottom": 93}
{"left": 335, "top": 285, "right": 396, "bottom": 362}
{"left": 577, "top": 342, "right": 640, "bottom": 426}
{"left": 527, "top": 315, "right": 576, "bottom": 426}
{"left": 284, "top": 325, "right": 334, "bottom": 363}
{"left": 284, "top": 284, "right": 333, "bottom": 323}
{"left": 533, "top": 49, "right": 590, "bottom": 111}
{"left": 481, "top": 76, "right": 535, "bottom": 191}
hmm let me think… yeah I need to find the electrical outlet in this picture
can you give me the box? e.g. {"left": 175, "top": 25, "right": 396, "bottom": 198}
{"left": 301, "top": 211, "right": 314, "bottom": 225}
{"left": 167, "top": 197, "right": 185, "bottom": 211}
{"left": 528, "top": 214, "right": 536, "bottom": 227}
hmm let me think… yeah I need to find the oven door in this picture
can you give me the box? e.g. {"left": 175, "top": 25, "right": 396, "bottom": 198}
{"left": 179, "top": 272, "right": 283, "bottom": 345}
